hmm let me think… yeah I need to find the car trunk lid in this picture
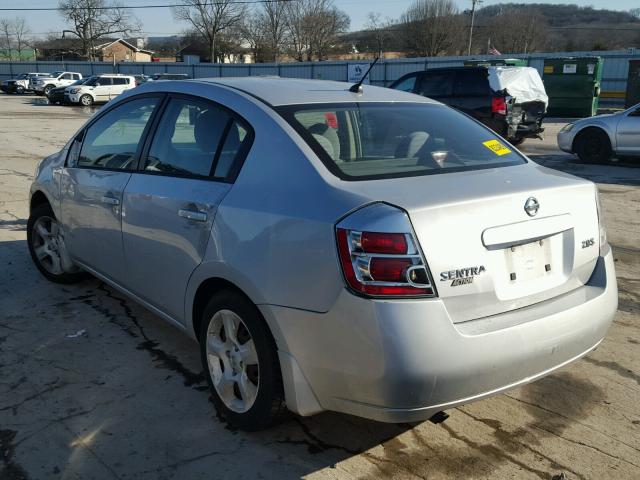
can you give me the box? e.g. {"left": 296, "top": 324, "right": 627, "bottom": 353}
{"left": 340, "top": 163, "right": 600, "bottom": 323}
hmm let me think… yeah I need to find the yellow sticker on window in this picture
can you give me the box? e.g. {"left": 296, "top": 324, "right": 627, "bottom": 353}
{"left": 544, "top": 65, "right": 554, "bottom": 74}
{"left": 483, "top": 139, "right": 512, "bottom": 156}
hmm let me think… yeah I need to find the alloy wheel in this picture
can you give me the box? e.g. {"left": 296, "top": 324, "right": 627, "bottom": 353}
{"left": 30, "top": 216, "right": 64, "bottom": 275}
{"left": 206, "top": 310, "right": 260, "bottom": 413}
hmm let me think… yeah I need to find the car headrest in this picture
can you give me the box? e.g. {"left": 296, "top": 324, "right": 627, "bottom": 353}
{"left": 194, "top": 109, "right": 228, "bottom": 154}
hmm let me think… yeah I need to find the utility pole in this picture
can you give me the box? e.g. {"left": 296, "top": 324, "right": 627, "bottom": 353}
{"left": 467, "top": 0, "right": 482, "bottom": 56}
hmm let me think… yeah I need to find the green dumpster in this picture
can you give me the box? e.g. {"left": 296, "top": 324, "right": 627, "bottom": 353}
{"left": 464, "top": 58, "right": 527, "bottom": 67}
{"left": 625, "top": 60, "right": 640, "bottom": 108}
{"left": 543, "top": 57, "right": 603, "bottom": 117}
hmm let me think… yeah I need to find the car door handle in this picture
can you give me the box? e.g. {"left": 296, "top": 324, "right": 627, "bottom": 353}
{"left": 101, "top": 195, "right": 120, "bottom": 206}
{"left": 178, "top": 209, "right": 207, "bottom": 222}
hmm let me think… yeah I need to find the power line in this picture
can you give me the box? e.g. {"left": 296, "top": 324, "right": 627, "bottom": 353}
{"left": 0, "top": 0, "right": 296, "bottom": 11}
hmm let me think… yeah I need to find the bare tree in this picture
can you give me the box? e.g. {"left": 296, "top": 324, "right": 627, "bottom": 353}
{"left": 173, "top": 0, "right": 246, "bottom": 63}
{"left": 13, "top": 17, "right": 31, "bottom": 59}
{"left": 260, "top": 0, "right": 288, "bottom": 62}
{"left": 400, "top": 0, "right": 461, "bottom": 57}
{"left": 0, "top": 19, "right": 14, "bottom": 61}
{"left": 58, "top": 0, "right": 140, "bottom": 60}
{"left": 240, "top": 12, "right": 267, "bottom": 62}
{"left": 285, "top": 0, "right": 349, "bottom": 61}
{"left": 364, "top": 12, "right": 391, "bottom": 57}
{"left": 487, "top": 8, "right": 548, "bottom": 54}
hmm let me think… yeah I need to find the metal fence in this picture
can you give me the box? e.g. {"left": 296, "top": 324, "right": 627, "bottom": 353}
{"left": 1, "top": 49, "right": 638, "bottom": 107}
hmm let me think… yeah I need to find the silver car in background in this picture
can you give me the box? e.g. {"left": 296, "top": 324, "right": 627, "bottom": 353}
{"left": 28, "top": 78, "right": 617, "bottom": 430}
{"left": 558, "top": 103, "right": 640, "bottom": 163}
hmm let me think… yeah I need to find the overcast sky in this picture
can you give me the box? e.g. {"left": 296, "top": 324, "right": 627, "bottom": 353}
{"left": 0, "top": 0, "right": 637, "bottom": 38}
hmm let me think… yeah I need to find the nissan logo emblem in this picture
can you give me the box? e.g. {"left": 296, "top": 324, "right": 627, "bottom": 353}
{"left": 524, "top": 197, "right": 540, "bottom": 217}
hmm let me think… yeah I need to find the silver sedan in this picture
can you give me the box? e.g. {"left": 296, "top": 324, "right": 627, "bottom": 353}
{"left": 28, "top": 78, "right": 617, "bottom": 430}
{"left": 557, "top": 103, "right": 640, "bottom": 162}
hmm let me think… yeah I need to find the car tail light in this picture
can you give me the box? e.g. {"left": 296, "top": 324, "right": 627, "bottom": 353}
{"left": 595, "top": 188, "right": 608, "bottom": 256}
{"left": 491, "top": 97, "right": 507, "bottom": 115}
{"left": 336, "top": 228, "right": 435, "bottom": 297}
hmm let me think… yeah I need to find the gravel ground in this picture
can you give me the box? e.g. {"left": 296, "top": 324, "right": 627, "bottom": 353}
{"left": 0, "top": 94, "right": 639, "bottom": 480}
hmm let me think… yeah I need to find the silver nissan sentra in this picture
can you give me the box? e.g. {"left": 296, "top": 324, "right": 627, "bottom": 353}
{"left": 28, "top": 77, "right": 618, "bottom": 430}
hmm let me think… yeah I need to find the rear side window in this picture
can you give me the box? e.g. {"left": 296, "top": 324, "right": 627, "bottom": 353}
{"left": 75, "top": 97, "right": 160, "bottom": 170}
{"left": 113, "top": 77, "right": 129, "bottom": 85}
{"left": 143, "top": 97, "right": 251, "bottom": 180}
{"left": 277, "top": 102, "right": 526, "bottom": 181}
{"left": 417, "top": 71, "right": 453, "bottom": 97}
{"left": 454, "top": 69, "right": 490, "bottom": 96}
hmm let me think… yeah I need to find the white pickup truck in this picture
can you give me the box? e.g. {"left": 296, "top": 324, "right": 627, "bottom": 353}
{"left": 33, "top": 71, "right": 83, "bottom": 96}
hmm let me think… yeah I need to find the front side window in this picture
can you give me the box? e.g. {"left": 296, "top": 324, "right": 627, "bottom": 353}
{"left": 74, "top": 97, "right": 160, "bottom": 170}
{"left": 277, "top": 102, "right": 526, "bottom": 180}
{"left": 392, "top": 74, "right": 418, "bottom": 92}
{"left": 143, "top": 97, "right": 250, "bottom": 179}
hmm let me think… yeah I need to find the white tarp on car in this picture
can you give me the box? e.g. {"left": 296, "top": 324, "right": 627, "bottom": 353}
{"left": 487, "top": 66, "right": 549, "bottom": 107}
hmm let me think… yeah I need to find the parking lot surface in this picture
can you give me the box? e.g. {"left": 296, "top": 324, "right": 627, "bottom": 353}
{"left": 1, "top": 94, "right": 639, "bottom": 480}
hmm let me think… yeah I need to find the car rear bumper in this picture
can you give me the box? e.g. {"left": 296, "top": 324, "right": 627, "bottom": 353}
{"left": 262, "top": 247, "right": 617, "bottom": 422}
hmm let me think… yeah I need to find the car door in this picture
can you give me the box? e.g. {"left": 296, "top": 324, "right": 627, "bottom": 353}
{"left": 110, "top": 77, "right": 129, "bottom": 100}
{"left": 451, "top": 69, "right": 492, "bottom": 122}
{"left": 60, "top": 95, "right": 162, "bottom": 282}
{"left": 60, "top": 73, "right": 74, "bottom": 87}
{"left": 93, "top": 77, "right": 112, "bottom": 102}
{"left": 616, "top": 106, "right": 640, "bottom": 154}
{"left": 121, "top": 94, "right": 253, "bottom": 322}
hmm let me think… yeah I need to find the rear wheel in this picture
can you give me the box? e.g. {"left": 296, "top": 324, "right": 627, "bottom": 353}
{"left": 200, "top": 290, "right": 286, "bottom": 431}
{"left": 80, "top": 94, "right": 93, "bottom": 106}
{"left": 508, "top": 136, "right": 525, "bottom": 146}
{"left": 43, "top": 85, "right": 55, "bottom": 96}
{"left": 15, "top": 85, "right": 24, "bottom": 94}
{"left": 574, "top": 128, "right": 612, "bottom": 163}
{"left": 27, "top": 203, "right": 85, "bottom": 284}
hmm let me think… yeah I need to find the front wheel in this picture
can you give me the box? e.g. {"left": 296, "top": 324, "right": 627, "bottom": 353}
{"left": 43, "top": 85, "right": 55, "bottom": 96}
{"left": 508, "top": 136, "right": 525, "bottom": 146}
{"left": 79, "top": 94, "right": 93, "bottom": 106}
{"left": 15, "top": 85, "right": 24, "bottom": 94}
{"left": 27, "top": 203, "right": 85, "bottom": 284}
{"left": 574, "top": 128, "right": 612, "bottom": 163}
{"left": 200, "top": 290, "right": 286, "bottom": 431}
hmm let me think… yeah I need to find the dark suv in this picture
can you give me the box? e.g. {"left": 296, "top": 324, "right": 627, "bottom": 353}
{"left": 390, "top": 66, "right": 546, "bottom": 145}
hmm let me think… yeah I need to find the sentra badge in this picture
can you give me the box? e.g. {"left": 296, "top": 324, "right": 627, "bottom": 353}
{"left": 440, "top": 266, "right": 486, "bottom": 286}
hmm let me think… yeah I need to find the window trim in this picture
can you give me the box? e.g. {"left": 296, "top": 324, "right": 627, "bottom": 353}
{"left": 276, "top": 102, "right": 527, "bottom": 182}
{"left": 135, "top": 92, "right": 255, "bottom": 184}
{"left": 65, "top": 92, "right": 167, "bottom": 172}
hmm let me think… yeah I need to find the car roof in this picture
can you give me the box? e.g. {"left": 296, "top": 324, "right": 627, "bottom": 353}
{"left": 192, "top": 77, "right": 436, "bottom": 106}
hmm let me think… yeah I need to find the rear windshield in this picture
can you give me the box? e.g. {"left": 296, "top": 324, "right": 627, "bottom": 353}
{"left": 276, "top": 102, "right": 526, "bottom": 180}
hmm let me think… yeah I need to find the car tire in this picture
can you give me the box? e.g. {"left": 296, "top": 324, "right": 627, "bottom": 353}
{"left": 15, "top": 86, "right": 24, "bottom": 94}
{"left": 199, "top": 290, "right": 286, "bottom": 431}
{"left": 80, "top": 94, "right": 93, "bottom": 106}
{"left": 574, "top": 128, "right": 612, "bottom": 163}
{"left": 27, "top": 203, "right": 86, "bottom": 284}
{"left": 509, "top": 136, "right": 525, "bottom": 146}
{"left": 43, "top": 85, "right": 55, "bottom": 96}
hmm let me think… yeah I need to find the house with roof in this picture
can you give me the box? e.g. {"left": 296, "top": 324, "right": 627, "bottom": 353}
{"left": 35, "top": 37, "right": 153, "bottom": 62}
{"left": 94, "top": 38, "right": 154, "bottom": 62}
